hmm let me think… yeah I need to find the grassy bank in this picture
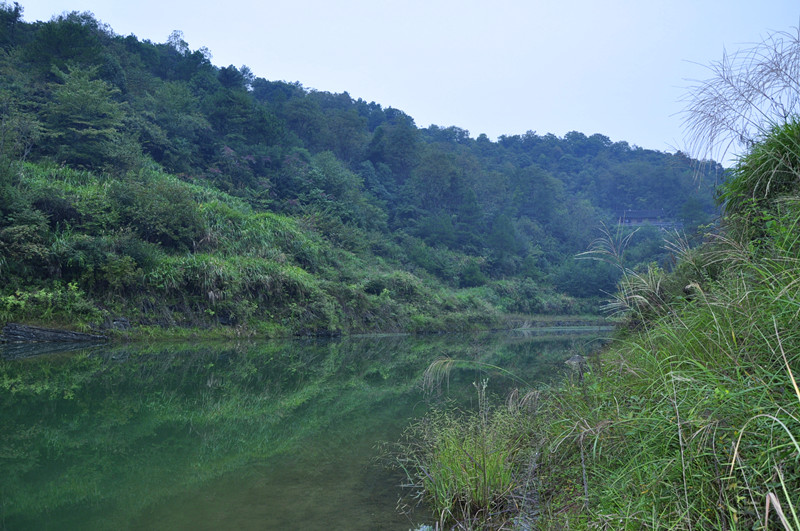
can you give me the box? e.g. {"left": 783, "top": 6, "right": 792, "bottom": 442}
{"left": 1, "top": 162, "right": 606, "bottom": 339}
{"left": 537, "top": 217, "right": 800, "bottom": 528}
{"left": 397, "top": 122, "right": 800, "bottom": 529}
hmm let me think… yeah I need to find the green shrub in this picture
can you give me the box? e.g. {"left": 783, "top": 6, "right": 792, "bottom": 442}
{"left": 721, "top": 119, "right": 800, "bottom": 220}
{"left": 0, "top": 282, "right": 103, "bottom": 327}
{"left": 396, "top": 381, "right": 535, "bottom": 528}
{"left": 31, "top": 190, "right": 82, "bottom": 228}
{"left": 459, "top": 260, "right": 487, "bottom": 288}
{"left": 0, "top": 209, "right": 51, "bottom": 281}
{"left": 489, "top": 278, "right": 544, "bottom": 314}
{"left": 109, "top": 174, "right": 204, "bottom": 251}
{"left": 362, "top": 271, "right": 423, "bottom": 302}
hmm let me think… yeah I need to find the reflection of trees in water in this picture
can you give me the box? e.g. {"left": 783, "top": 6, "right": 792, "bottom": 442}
{"left": 0, "top": 332, "right": 605, "bottom": 528}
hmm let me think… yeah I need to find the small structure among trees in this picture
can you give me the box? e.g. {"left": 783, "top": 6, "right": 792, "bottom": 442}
{"left": 616, "top": 209, "right": 681, "bottom": 229}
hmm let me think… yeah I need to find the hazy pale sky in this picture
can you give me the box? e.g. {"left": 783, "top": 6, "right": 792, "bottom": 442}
{"left": 19, "top": 1, "right": 800, "bottom": 158}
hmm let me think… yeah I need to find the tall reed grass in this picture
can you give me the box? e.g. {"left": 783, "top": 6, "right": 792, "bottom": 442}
{"left": 395, "top": 379, "right": 538, "bottom": 529}
{"left": 536, "top": 121, "right": 800, "bottom": 529}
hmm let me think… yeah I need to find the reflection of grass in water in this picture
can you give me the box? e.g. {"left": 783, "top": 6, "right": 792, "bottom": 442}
{"left": 0, "top": 332, "right": 603, "bottom": 528}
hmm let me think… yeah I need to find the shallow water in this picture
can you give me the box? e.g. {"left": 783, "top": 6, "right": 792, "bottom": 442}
{"left": 0, "top": 331, "right": 606, "bottom": 530}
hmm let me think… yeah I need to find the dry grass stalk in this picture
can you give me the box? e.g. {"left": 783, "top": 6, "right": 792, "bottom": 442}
{"left": 682, "top": 25, "right": 800, "bottom": 163}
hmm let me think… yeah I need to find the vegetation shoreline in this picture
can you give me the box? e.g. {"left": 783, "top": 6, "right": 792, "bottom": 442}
{"left": 395, "top": 37, "right": 800, "bottom": 526}
{"left": 0, "top": 313, "right": 610, "bottom": 344}
{"left": 399, "top": 187, "right": 800, "bottom": 529}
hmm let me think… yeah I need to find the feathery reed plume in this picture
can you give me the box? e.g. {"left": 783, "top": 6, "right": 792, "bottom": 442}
{"left": 576, "top": 221, "right": 638, "bottom": 272}
{"left": 423, "top": 357, "right": 532, "bottom": 394}
{"left": 682, "top": 25, "right": 800, "bottom": 164}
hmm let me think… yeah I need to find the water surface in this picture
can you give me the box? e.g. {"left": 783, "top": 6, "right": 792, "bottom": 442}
{"left": 0, "top": 331, "right": 606, "bottom": 530}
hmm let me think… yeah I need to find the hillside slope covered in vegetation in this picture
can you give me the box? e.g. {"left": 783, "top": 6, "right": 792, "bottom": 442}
{"left": 0, "top": 5, "right": 719, "bottom": 336}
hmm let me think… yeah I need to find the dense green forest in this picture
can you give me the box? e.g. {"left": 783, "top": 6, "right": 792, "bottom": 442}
{"left": 0, "top": 4, "right": 720, "bottom": 336}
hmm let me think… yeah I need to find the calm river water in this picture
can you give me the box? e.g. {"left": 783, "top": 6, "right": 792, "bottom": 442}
{"left": 0, "top": 330, "right": 607, "bottom": 530}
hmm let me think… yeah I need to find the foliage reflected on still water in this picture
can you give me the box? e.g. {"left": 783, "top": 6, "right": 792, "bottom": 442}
{"left": 0, "top": 332, "right": 603, "bottom": 530}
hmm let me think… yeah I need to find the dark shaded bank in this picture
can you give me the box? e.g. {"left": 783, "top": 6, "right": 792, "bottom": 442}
{"left": 1, "top": 322, "right": 107, "bottom": 343}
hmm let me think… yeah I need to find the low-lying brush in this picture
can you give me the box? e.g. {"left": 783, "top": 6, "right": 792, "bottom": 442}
{"left": 395, "top": 380, "right": 538, "bottom": 529}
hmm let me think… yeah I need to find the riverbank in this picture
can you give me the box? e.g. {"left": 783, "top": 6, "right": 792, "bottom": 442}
{"left": 400, "top": 227, "right": 800, "bottom": 529}
{"left": 0, "top": 313, "right": 609, "bottom": 344}
{"left": 525, "top": 121, "right": 800, "bottom": 530}
{"left": 534, "top": 227, "right": 800, "bottom": 528}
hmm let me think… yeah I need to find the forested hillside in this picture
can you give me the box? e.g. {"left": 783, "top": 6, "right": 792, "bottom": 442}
{"left": 0, "top": 5, "right": 720, "bottom": 336}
